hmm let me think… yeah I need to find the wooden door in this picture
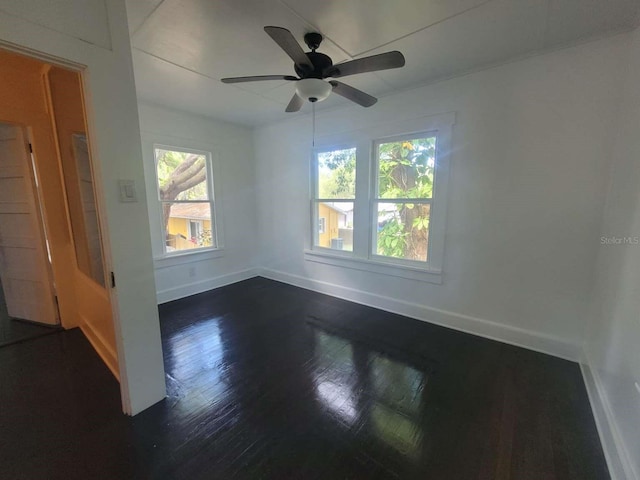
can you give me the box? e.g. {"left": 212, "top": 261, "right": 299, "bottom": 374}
{"left": 0, "top": 122, "right": 58, "bottom": 325}
{"left": 45, "top": 67, "right": 118, "bottom": 376}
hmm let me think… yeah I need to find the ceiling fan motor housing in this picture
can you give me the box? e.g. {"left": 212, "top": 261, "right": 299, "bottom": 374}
{"left": 295, "top": 51, "right": 333, "bottom": 78}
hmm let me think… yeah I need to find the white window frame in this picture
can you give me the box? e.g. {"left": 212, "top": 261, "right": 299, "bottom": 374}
{"left": 311, "top": 144, "right": 357, "bottom": 255}
{"left": 153, "top": 144, "right": 219, "bottom": 257}
{"left": 305, "top": 113, "right": 454, "bottom": 284}
{"left": 370, "top": 131, "right": 437, "bottom": 268}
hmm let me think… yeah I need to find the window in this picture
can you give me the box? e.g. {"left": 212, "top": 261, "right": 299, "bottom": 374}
{"left": 318, "top": 217, "right": 326, "bottom": 234}
{"left": 154, "top": 146, "right": 217, "bottom": 254}
{"left": 313, "top": 147, "right": 356, "bottom": 252}
{"left": 373, "top": 134, "right": 435, "bottom": 263}
{"left": 307, "top": 114, "right": 453, "bottom": 282}
{"left": 189, "top": 220, "right": 203, "bottom": 241}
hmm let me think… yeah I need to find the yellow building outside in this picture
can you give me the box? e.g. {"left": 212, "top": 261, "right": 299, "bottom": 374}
{"left": 318, "top": 202, "right": 342, "bottom": 248}
{"left": 318, "top": 202, "right": 353, "bottom": 250}
{"left": 166, "top": 203, "right": 212, "bottom": 251}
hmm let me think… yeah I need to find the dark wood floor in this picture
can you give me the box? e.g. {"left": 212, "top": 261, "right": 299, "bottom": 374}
{"left": 0, "top": 282, "right": 59, "bottom": 347}
{"left": 0, "top": 277, "right": 609, "bottom": 479}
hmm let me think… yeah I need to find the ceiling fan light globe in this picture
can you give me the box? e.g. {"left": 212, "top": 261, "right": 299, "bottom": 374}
{"left": 296, "top": 78, "right": 332, "bottom": 103}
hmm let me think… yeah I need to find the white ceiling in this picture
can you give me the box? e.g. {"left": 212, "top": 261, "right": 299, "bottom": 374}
{"left": 126, "top": 0, "right": 640, "bottom": 127}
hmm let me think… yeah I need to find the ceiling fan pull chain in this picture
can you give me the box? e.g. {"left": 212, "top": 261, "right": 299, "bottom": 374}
{"left": 312, "top": 101, "right": 316, "bottom": 147}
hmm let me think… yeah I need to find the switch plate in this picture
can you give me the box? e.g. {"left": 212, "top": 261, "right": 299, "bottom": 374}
{"left": 118, "top": 179, "right": 137, "bottom": 202}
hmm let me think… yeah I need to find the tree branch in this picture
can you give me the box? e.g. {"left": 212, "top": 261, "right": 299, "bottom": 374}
{"left": 160, "top": 159, "right": 206, "bottom": 200}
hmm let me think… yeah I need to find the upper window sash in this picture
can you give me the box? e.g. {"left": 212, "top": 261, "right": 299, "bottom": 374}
{"left": 373, "top": 131, "right": 437, "bottom": 200}
{"left": 154, "top": 144, "right": 213, "bottom": 202}
{"left": 313, "top": 146, "right": 357, "bottom": 200}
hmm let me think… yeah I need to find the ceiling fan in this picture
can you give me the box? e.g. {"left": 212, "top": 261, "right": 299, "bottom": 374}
{"left": 221, "top": 26, "right": 405, "bottom": 112}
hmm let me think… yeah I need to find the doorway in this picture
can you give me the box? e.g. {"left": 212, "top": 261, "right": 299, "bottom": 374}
{"left": 0, "top": 48, "right": 118, "bottom": 377}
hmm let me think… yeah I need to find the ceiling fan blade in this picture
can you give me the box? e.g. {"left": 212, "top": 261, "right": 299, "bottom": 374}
{"left": 285, "top": 92, "right": 304, "bottom": 112}
{"left": 324, "top": 51, "right": 405, "bottom": 78}
{"left": 264, "top": 26, "right": 313, "bottom": 70}
{"left": 330, "top": 81, "right": 377, "bottom": 107}
{"left": 221, "top": 75, "right": 298, "bottom": 84}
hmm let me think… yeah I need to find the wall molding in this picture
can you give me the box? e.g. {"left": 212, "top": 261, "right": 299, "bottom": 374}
{"left": 258, "top": 268, "right": 580, "bottom": 361}
{"left": 581, "top": 357, "right": 639, "bottom": 480}
{"left": 157, "top": 268, "right": 259, "bottom": 304}
{"left": 80, "top": 319, "right": 119, "bottom": 381}
{"left": 154, "top": 248, "right": 224, "bottom": 269}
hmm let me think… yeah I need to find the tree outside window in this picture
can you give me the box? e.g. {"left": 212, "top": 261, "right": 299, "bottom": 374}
{"left": 374, "top": 136, "right": 435, "bottom": 262}
{"left": 309, "top": 114, "right": 452, "bottom": 278}
{"left": 155, "top": 147, "right": 216, "bottom": 253}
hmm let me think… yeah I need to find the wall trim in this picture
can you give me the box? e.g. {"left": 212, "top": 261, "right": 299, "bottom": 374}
{"left": 80, "top": 319, "right": 119, "bottom": 381}
{"left": 258, "top": 268, "right": 580, "bottom": 361}
{"left": 581, "top": 357, "right": 639, "bottom": 480}
{"left": 154, "top": 248, "right": 224, "bottom": 269}
{"left": 157, "top": 268, "right": 259, "bottom": 304}
{"left": 304, "top": 249, "right": 443, "bottom": 284}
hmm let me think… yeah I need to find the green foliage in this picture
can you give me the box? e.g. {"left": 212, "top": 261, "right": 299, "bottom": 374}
{"left": 376, "top": 138, "right": 435, "bottom": 260}
{"left": 318, "top": 148, "right": 356, "bottom": 199}
{"left": 377, "top": 217, "right": 408, "bottom": 258}
{"left": 156, "top": 149, "right": 182, "bottom": 185}
{"left": 197, "top": 229, "right": 213, "bottom": 247}
{"left": 412, "top": 216, "right": 429, "bottom": 231}
{"left": 378, "top": 138, "right": 435, "bottom": 199}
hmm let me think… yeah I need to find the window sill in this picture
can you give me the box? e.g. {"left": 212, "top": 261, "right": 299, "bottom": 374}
{"left": 303, "top": 249, "right": 442, "bottom": 284}
{"left": 154, "top": 248, "right": 224, "bottom": 269}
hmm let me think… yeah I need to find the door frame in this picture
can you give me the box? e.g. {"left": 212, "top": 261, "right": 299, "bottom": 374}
{"left": 0, "top": 42, "right": 128, "bottom": 409}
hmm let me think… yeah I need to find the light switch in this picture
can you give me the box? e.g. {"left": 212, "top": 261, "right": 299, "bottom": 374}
{"left": 118, "top": 179, "right": 137, "bottom": 202}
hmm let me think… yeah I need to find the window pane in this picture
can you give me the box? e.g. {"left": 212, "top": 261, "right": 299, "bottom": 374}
{"left": 314, "top": 201, "right": 354, "bottom": 251}
{"left": 164, "top": 202, "right": 215, "bottom": 252}
{"left": 317, "top": 148, "right": 356, "bottom": 199}
{"left": 377, "top": 136, "right": 435, "bottom": 199}
{"left": 375, "top": 202, "right": 430, "bottom": 262}
{"left": 155, "top": 148, "right": 209, "bottom": 201}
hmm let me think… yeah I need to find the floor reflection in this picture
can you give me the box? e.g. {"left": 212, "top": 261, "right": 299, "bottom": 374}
{"left": 164, "top": 316, "right": 230, "bottom": 412}
{"left": 311, "top": 325, "right": 429, "bottom": 464}
{"left": 313, "top": 331, "right": 358, "bottom": 426}
{"left": 369, "top": 355, "right": 425, "bottom": 459}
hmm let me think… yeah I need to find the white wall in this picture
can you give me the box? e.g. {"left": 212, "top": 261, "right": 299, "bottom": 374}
{"left": 254, "top": 34, "right": 629, "bottom": 361}
{"left": 0, "top": 0, "right": 165, "bottom": 415}
{"left": 138, "top": 103, "right": 259, "bottom": 303}
{"left": 583, "top": 27, "right": 640, "bottom": 480}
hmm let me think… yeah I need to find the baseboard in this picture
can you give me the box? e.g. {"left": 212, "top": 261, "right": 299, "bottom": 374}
{"left": 156, "top": 268, "right": 260, "bottom": 304}
{"left": 258, "top": 268, "right": 580, "bottom": 362}
{"left": 80, "top": 318, "right": 119, "bottom": 381}
{"left": 581, "top": 358, "right": 638, "bottom": 480}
